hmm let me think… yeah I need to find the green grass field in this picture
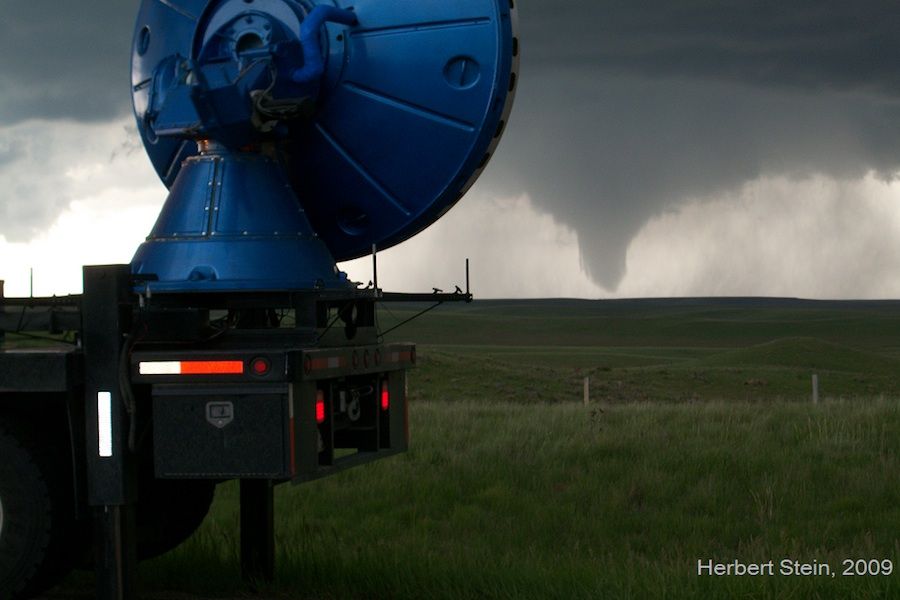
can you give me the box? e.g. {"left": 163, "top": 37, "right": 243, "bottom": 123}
{"left": 389, "top": 298, "right": 900, "bottom": 405}
{"left": 53, "top": 298, "right": 900, "bottom": 598}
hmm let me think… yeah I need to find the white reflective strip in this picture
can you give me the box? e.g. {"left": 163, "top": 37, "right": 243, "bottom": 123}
{"left": 327, "top": 357, "right": 340, "bottom": 368}
{"left": 139, "top": 361, "right": 182, "bottom": 375}
{"left": 97, "top": 392, "right": 113, "bottom": 458}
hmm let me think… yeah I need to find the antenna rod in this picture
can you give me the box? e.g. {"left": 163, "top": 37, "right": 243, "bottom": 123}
{"left": 465, "top": 258, "right": 470, "bottom": 296}
{"left": 372, "top": 244, "right": 378, "bottom": 293}
{"left": 0, "top": 279, "right": 4, "bottom": 344}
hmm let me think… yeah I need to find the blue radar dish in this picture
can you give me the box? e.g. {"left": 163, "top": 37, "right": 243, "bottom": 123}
{"left": 132, "top": 0, "right": 519, "bottom": 268}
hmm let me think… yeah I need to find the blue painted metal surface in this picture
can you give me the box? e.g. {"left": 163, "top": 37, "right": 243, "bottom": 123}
{"left": 132, "top": 143, "right": 348, "bottom": 290}
{"left": 292, "top": 5, "right": 358, "bottom": 85}
{"left": 131, "top": 0, "right": 518, "bottom": 290}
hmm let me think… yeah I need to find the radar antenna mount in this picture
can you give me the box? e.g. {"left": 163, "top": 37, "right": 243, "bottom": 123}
{"left": 131, "top": 0, "right": 518, "bottom": 292}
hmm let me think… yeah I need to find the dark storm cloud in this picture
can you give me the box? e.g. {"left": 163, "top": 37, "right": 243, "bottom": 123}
{"left": 478, "top": 1, "right": 900, "bottom": 289}
{"left": 5, "top": 1, "right": 892, "bottom": 123}
{"left": 0, "top": 1, "right": 137, "bottom": 123}
{"left": 519, "top": 1, "right": 900, "bottom": 94}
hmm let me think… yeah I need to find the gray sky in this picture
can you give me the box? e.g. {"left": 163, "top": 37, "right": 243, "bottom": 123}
{"left": 3, "top": 1, "right": 900, "bottom": 298}
{"left": 0, "top": 3, "right": 134, "bottom": 124}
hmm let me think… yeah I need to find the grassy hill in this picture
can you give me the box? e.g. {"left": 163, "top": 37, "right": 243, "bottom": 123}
{"left": 381, "top": 298, "right": 900, "bottom": 403}
{"left": 379, "top": 297, "right": 900, "bottom": 348}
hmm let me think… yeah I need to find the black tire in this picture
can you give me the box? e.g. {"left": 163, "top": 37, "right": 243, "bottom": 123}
{"left": 0, "top": 420, "right": 75, "bottom": 599}
{"left": 137, "top": 478, "right": 216, "bottom": 560}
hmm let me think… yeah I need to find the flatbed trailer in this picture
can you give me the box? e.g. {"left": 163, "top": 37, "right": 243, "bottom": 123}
{"left": 0, "top": 265, "right": 469, "bottom": 599}
{"left": 0, "top": 0, "right": 516, "bottom": 596}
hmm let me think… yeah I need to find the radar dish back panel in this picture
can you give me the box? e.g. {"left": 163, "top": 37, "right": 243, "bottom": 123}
{"left": 132, "top": 0, "right": 518, "bottom": 267}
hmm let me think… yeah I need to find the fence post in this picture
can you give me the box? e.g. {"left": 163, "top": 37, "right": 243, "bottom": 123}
{"left": 812, "top": 374, "right": 819, "bottom": 404}
{"left": 583, "top": 376, "right": 590, "bottom": 406}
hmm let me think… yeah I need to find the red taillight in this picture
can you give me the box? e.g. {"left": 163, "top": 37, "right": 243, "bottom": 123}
{"left": 251, "top": 357, "right": 270, "bottom": 376}
{"left": 179, "top": 360, "right": 244, "bottom": 375}
{"left": 315, "top": 390, "right": 326, "bottom": 423}
{"left": 380, "top": 380, "right": 390, "bottom": 411}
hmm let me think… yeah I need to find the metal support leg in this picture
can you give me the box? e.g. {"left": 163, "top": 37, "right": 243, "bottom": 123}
{"left": 94, "top": 505, "right": 137, "bottom": 600}
{"left": 240, "top": 479, "right": 275, "bottom": 583}
{"left": 236, "top": 308, "right": 277, "bottom": 584}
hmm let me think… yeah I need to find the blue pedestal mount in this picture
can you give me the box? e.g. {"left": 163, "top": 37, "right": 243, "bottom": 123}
{"left": 132, "top": 142, "right": 348, "bottom": 291}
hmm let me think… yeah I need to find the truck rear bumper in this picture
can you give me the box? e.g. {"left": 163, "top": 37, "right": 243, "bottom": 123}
{"left": 141, "top": 345, "right": 412, "bottom": 482}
